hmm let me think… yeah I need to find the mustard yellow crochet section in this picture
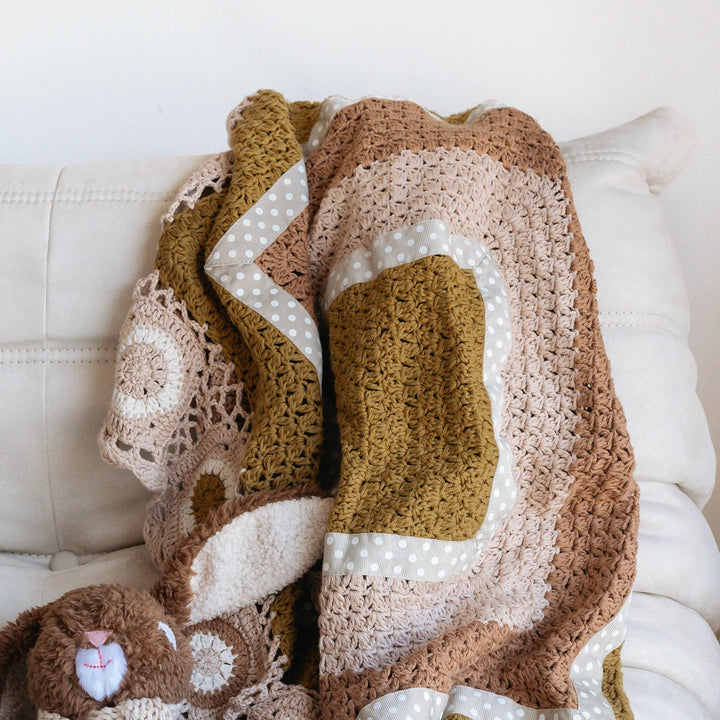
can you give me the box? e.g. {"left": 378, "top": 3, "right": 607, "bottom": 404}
{"left": 154, "top": 90, "right": 326, "bottom": 676}
{"left": 602, "top": 645, "right": 633, "bottom": 719}
{"left": 327, "top": 254, "right": 498, "bottom": 541}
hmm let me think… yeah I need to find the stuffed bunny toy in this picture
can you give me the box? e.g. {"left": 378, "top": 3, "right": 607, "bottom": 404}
{"left": 0, "top": 585, "right": 191, "bottom": 720}
{"left": 0, "top": 491, "right": 332, "bottom": 720}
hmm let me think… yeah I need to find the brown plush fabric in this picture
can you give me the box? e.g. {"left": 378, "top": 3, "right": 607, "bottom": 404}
{"left": 2, "top": 586, "right": 192, "bottom": 719}
{"left": 0, "top": 604, "right": 47, "bottom": 718}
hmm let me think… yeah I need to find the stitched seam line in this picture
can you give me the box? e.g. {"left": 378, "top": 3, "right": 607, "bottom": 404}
{"left": 45, "top": 166, "right": 65, "bottom": 554}
{"left": 600, "top": 310, "right": 678, "bottom": 320}
{"left": 0, "top": 190, "right": 175, "bottom": 203}
{"left": 0, "top": 347, "right": 118, "bottom": 365}
{"left": 0, "top": 346, "right": 118, "bottom": 353}
{"left": 599, "top": 320, "right": 681, "bottom": 334}
{"left": 0, "top": 359, "right": 116, "bottom": 365}
{"left": 563, "top": 148, "right": 644, "bottom": 167}
{"left": 598, "top": 310, "right": 684, "bottom": 336}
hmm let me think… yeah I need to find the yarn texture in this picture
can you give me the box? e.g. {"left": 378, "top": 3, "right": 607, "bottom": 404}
{"left": 99, "top": 91, "right": 638, "bottom": 720}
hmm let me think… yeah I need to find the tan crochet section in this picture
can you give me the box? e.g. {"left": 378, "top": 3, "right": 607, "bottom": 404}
{"left": 306, "top": 99, "right": 637, "bottom": 717}
{"left": 161, "top": 152, "right": 234, "bottom": 229}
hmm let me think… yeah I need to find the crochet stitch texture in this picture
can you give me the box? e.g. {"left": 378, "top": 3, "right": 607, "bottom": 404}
{"left": 100, "top": 90, "right": 637, "bottom": 720}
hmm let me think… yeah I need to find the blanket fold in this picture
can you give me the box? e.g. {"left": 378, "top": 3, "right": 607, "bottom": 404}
{"left": 99, "top": 90, "right": 638, "bottom": 720}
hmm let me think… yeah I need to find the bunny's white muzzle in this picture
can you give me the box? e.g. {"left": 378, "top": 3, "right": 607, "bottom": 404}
{"left": 75, "top": 642, "right": 127, "bottom": 702}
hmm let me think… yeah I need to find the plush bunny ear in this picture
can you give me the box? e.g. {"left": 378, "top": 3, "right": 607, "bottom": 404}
{"left": 155, "top": 486, "right": 332, "bottom": 625}
{"left": 0, "top": 603, "right": 50, "bottom": 718}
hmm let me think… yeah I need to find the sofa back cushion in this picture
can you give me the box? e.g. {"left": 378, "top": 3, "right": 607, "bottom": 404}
{"left": 0, "top": 157, "right": 204, "bottom": 554}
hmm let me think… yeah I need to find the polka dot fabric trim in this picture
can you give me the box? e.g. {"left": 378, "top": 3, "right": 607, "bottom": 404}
{"left": 206, "top": 161, "right": 308, "bottom": 267}
{"left": 322, "top": 532, "right": 477, "bottom": 581}
{"left": 322, "top": 221, "right": 514, "bottom": 580}
{"left": 205, "top": 262, "right": 322, "bottom": 377}
{"left": 204, "top": 160, "right": 322, "bottom": 375}
{"left": 357, "top": 688, "right": 447, "bottom": 720}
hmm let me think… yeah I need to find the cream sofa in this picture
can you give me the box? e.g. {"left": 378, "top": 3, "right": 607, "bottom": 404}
{"left": 1, "top": 108, "right": 719, "bottom": 719}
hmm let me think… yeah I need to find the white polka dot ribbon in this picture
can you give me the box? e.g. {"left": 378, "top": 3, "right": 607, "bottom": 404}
{"left": 357, "top": 688, "right": 448, "bottom": 720}
{"left": 323, "top": 532, "right": 478, "bottom": 581}
{"left": 205, "top": 263, "right": 321, "bottom": 376}
{"left": 204, "top": 160, "right": 321, "bottom": 376}
{"left": 205, "top": 161, "right": 309, "bottom": 268}
{"left": 322, "top": 221, "right": 515, "bottom": 581}
{"left": 356, "top": 600, "right": 628, "bottom": 720}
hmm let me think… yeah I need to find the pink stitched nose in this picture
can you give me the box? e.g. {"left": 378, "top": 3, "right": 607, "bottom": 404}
{"left": 86, "top": 630, "right": 111, "bottom": 648}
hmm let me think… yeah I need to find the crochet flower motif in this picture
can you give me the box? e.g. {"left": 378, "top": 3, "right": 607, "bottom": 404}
{"left": 113, "top": 326, "right": 185, "bottom": 418}
{"left": 181, "top": 458, "right": 239, "bottom": 535}
{"left": 109, "top": 278, "right": 204, "bottom": 433}
{"left": 186, "top": 619, "right": 252, "bottom": 710}
{"left": 99, "top": 273, "right": 220, "bottom": 494}
{"left": 189, "top": 632, "right": 236, "bottom": 693}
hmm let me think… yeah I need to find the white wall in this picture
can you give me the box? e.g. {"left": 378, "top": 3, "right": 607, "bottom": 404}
{"left": 2, "top": 0, "right": 719, "bottom": 538}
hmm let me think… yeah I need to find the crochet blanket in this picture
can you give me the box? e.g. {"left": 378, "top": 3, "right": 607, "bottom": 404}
{"left": 99, "top": 91, "right": 638, "bottom": 720}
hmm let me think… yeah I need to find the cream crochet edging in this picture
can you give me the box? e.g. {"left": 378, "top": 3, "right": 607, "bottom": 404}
{"left": 38, "top": 697, "right": 189, "bottom": 720}
{"left": 161, "top": 151, "right": 233, "bottom": 229}
{"left": 160, "top": 95, "right": 257, "bottom": 229}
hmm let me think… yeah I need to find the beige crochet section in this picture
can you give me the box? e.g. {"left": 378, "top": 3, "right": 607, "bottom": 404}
{"left": 38, "top": 698, "right": 188, "bottom": 720}
{"left": 99, "top": 272, "right": 252, "bottom": 567}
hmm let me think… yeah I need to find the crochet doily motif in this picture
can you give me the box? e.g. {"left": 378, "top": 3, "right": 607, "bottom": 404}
{"left": 182, "top": 597, "right": 318, "bottom": 720}
{"left": 99, "top": 271, "right": 251, "bottom": 566}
